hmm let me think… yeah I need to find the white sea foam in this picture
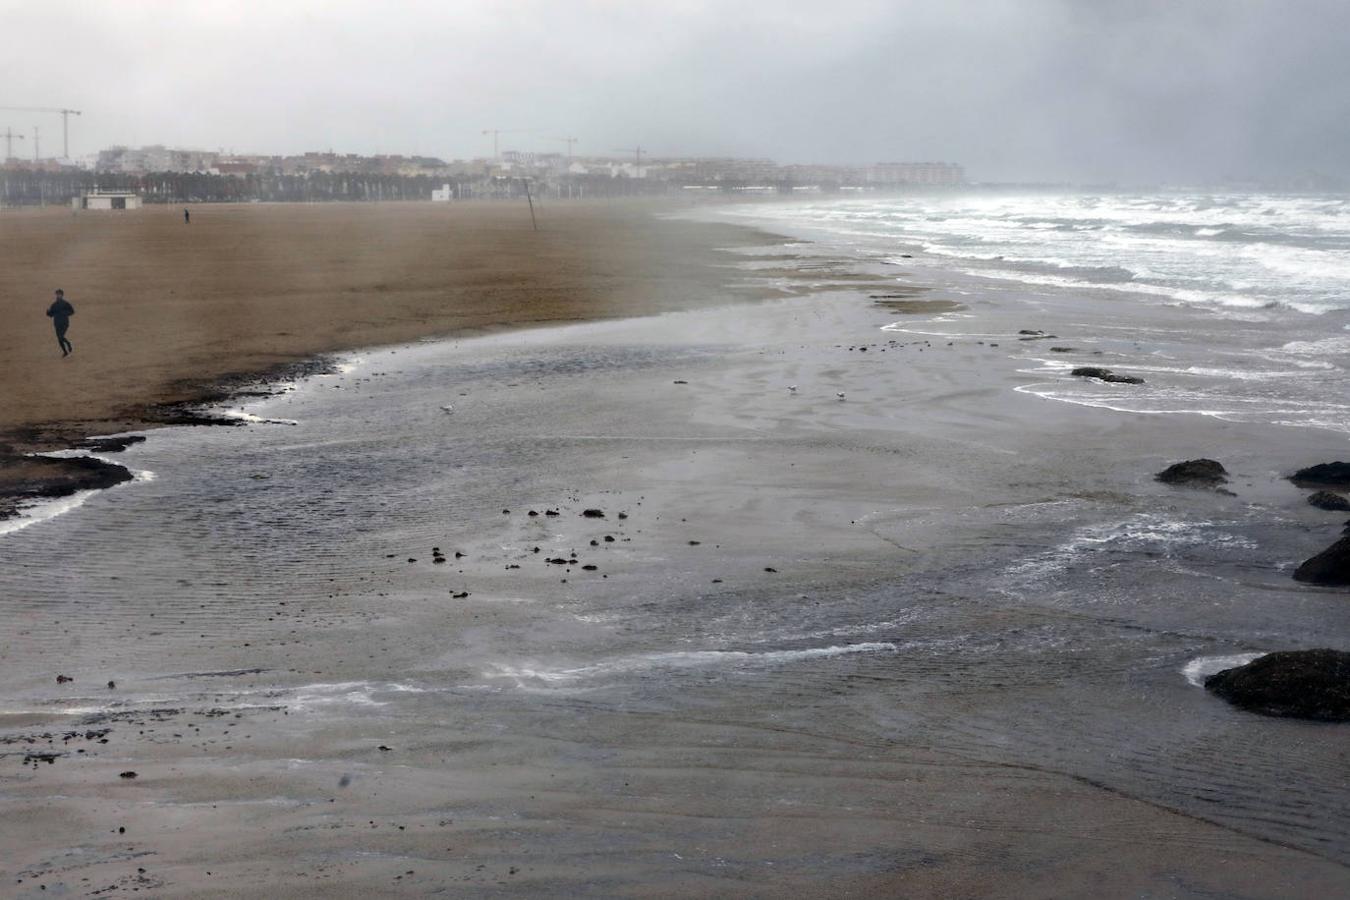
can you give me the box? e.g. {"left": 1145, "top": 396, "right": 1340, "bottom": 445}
{"left": 489, "top": 642, "right": 897, "bottom": 685}
{"left": 1007, "top": 515, "right": 1256, "bottom": 584}
{"left": 1, "top": 680, "right": 425, "bottom": 718}
{"left": 1183, "top": 653, "right": 1265, "bottom": 687}
{"left": 220, "top": 408, "right": 299, "bottom": 426}
{"left": 721, "top": 191, "right": 1350, "bottom": 315}
{"left": 285, "top": 680, "right": 425, "bottom": 711}
{"left": 0, "top": 489, "right": 102, "bottom": 537}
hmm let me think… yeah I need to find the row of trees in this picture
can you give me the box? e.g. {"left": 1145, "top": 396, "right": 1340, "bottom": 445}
{"left": 0, "top": 170, "right": 688, "bottom": 207}
{"left": 0, "top": 170, "right": 477, "bottom": 206}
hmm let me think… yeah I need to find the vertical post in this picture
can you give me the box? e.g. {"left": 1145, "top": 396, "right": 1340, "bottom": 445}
{"left": 523, "top": 179, "right": 537, "bottom": 231}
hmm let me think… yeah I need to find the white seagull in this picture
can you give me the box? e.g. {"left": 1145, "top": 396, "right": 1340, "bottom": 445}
{"left": 788, "top": 385, "right": 798, "bottom": 393}
{"left": 836, "top": 392, "right": 846, "bottom": 400}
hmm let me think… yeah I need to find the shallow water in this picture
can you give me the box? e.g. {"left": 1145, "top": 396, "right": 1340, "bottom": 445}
{"left": 3, "top": 220, "right": 1349, "bottom": 890}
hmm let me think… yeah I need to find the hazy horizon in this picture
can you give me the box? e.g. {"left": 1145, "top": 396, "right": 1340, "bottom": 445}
{"left": 4, "top": 0, "right": 1349, "bottom": 183}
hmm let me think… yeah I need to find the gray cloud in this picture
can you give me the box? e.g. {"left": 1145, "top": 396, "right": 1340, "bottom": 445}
{"left": 2, "top": 0, "right": 1347, "bottom": 182}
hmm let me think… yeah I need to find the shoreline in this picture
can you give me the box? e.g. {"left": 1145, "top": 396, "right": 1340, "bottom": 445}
{"left": 4, "top": 199, "right": 1349, "bottom": 895}
{"left": 0, "top": 200, "right": 796, "bottom": 519}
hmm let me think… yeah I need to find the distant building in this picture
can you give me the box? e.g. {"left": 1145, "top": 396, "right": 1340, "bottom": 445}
{"left": 866, "top": 162, "right": 965, "bottom": 185}
{"left": 96, "top": 145, "right": 219, "bottom": 174}
{"left": 72, "top": 189, "right": 142, "bottom": 210}
{"left": 431, "top": 183, "right": 454, "bottom": 201}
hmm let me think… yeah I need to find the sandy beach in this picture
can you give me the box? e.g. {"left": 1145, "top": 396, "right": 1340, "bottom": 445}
{"left": 2, "top": 200, "right": 1348, "bottom": 897}
{"left": 0, "top": 200, "right": 781, "bottom": 447}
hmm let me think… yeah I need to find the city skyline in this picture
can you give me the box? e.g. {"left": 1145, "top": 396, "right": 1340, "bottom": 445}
{"left": 3, "top": 1, "right": 1349, "bottom": 183}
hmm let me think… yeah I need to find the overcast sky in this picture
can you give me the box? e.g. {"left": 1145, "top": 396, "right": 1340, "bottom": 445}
{"left": 3, "top": 0, "right": 1347, "bottom": 182}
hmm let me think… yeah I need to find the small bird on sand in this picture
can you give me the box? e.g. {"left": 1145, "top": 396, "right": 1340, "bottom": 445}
{"left": 836, "top": 392, "right": 846, "bottom": 400}
{"left": 440, "top": 404, "right": 454, "bottom": 414}
{"left": 788, "top": 385, "right": 798, "bottom": 393}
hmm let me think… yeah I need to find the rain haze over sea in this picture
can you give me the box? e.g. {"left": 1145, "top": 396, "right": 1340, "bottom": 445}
{"left": 722, "top": 191, "right": 1350, "bottom": 436}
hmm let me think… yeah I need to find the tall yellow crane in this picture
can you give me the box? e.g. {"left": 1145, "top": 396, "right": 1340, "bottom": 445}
{"left": 0, "top": 106, "right": 82, "bottom": 158}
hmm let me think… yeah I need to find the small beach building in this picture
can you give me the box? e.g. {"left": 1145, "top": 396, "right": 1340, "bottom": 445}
{"left": 72, "top": 189, "right": 143, "bottom": 211}
{"left": 431, "top": 183, "right": 454, "bottom": 201}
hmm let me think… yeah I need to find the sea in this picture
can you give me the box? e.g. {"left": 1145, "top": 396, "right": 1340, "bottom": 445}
{"left": 721, "top": 190, "right": 1350, "bottom": 435}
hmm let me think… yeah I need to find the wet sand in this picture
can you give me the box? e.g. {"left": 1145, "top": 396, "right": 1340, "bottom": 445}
{"left": 2, "top": 210, "right": 1348, "bottom": 897}
{"left": 0, "top": 200, "right": 781, "bottom": 448}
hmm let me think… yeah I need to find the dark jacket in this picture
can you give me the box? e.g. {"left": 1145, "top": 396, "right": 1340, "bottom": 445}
{"left": 46, "top": 298, "right": 74, "bottom": 322}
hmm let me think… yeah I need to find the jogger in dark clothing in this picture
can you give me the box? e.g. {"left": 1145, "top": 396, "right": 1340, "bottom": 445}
{"left": 46, "top": 289, "right": 74, "bottom": 356}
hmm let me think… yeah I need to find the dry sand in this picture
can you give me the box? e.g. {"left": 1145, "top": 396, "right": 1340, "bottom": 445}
{"left": 0, "top": 200, "right": 777, "bottom": 446}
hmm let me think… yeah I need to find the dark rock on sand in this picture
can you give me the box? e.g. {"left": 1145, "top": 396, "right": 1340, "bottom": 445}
{"left": 581, "top": 509, "right": 605, "bottom": 518}
{"left": 1049, "top": 347, "right": 1075, "bottom": 353}
{"left": 76, "top": 435, "right": 147, "bottom": 453}
{"left": 1204, "top": 650, "right": 1350, "bottom": 721}
{"left": 1071, "top": 366, "right": 1145, "bottom": 384}
{"left": 1308, "top": 491, "right": 1350, "bottom": 512}
{"left": 0, "top": 452, "right": 135, "bottom": 521}
{"left": 1018, "top": 329, "right": 1044, "bottom": 336}
{"left": 1290, "top": 462, "right": 1350, "bottom": 488}
{"left": 143, "top": 403, "right": 244, "bottom": 428}
{"left": 1156, "top": 459, "right": 1228, "bottom": 487}
{"left": 1293, "top": 535, "right": 1350, "bottom": 585}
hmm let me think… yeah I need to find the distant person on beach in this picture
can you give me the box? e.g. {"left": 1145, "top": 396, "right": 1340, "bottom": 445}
{"left": 46, "top": 289, "right": 74, "bottom": 357}
{"left": 184, "top": 208, "right": 190, "bottom": 224}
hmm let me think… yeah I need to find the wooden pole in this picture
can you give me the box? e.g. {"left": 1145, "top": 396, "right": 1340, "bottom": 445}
{"left": 523, "top": 179, "right": 537, "bottom": 231}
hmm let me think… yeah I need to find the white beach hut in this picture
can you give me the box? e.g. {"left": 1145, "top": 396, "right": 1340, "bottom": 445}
{"left": 72, "top": 189, "right": 143, "bottom": 211}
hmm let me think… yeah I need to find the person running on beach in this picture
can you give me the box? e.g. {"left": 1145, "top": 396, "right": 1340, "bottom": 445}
{"left": 46, "top": 289, "right": 74, "bottom": 357}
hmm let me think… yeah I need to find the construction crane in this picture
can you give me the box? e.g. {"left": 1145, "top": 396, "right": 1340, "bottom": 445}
{"left": 480, "top": 128, "right": 531, "bottom": 161}
{"left": 0, "top": 106, "right": 82, "bottom": 158}
{"left": 1, "top": 126, "right": 23, "bottom": 161}
{"left": 546, "top": 136, "right": 579, "bottom": 161}
{"left": 612, "top": 146, "right": 644, "bottom": 167}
